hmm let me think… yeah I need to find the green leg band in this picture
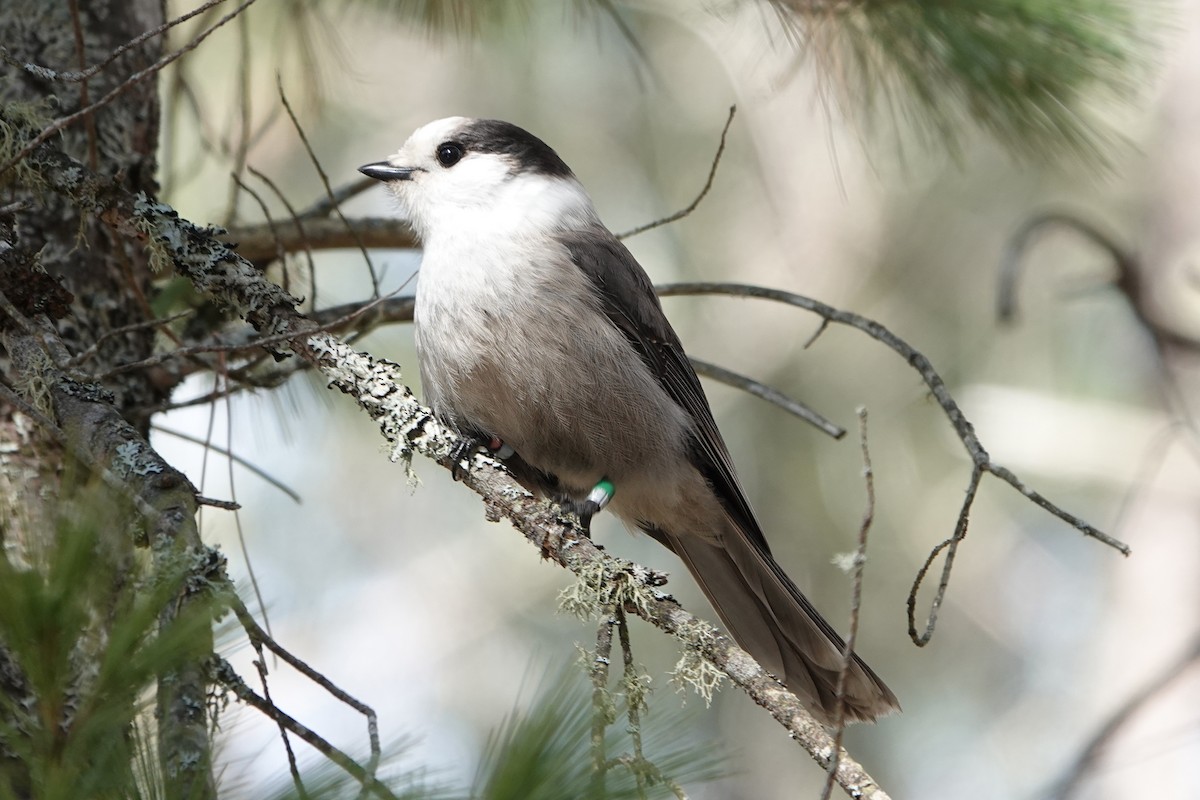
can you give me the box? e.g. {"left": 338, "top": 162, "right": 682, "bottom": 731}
{"left": 587, "top": 478, "right": 616, "bottom": 511}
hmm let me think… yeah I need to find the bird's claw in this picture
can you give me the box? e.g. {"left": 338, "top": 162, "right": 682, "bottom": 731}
{"left": 563, "top": 498, "right": 602, "bottom": 537}
{"left": 559, "top": 479, "right": 615, "bottom": 537}
{"left": 450, "top": 434, "right": 512, "bottom": 480}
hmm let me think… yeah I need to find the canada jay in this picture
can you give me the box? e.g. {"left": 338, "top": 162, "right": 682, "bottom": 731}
{"left": 359, "top": 117, "right": 898, "bottom": 724}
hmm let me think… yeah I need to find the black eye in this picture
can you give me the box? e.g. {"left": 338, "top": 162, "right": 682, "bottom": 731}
{"left": 436, "top": 142, "right": 464, "bottom": 167}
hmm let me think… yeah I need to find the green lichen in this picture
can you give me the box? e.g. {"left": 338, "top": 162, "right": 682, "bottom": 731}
{"left": 0, "top": 101, "right": 54, "bottom": 191}
{"left": 2, "top": 333, "right": 54, "bottom": 419}
{"left": 559, "top": 560, "right": 659, "bottom": 622}
{"left": 668, "top": 619, "right": 725, "bottom": 706}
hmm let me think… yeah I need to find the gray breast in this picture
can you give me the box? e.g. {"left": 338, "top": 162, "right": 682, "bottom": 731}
{"left": 415, "top": 242, "right": 693, "bottom": 495}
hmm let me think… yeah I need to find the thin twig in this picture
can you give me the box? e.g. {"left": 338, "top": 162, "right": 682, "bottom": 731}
{"left": 617, "top": 106, "right": 736, "bottom": 240}
{"left": 999, "top": 209, "right": 1200, "bottom": 449}
{"left": 211, "top": 656, "right": 396, "bottom": 800}
{"left": 97, "top": 290, "right": 398, "bottom": 379}
{"left": 299, "top": 176, "right": 380, "bottom": 219}
{"left": 230, "top": 172, "right": 291, "bottom": 291}
{"left": 821, "top": 407, "right": 875, "bottom": 800}
{"left": 65, "top": 309, "right": 194, "bottom": 368}
{"left": 660, "top": 283, "right": 1128, "bottom": 547}
{"left": 222, "top": 9, "right": 255, "bottom": 226}
{"left": 66, "top": 0, "right": 98, "bottom": 170}
{"left": 195, "top": 495, "right": 239, "bottom": 510}
{"left": 151, "top": 424, "right": 301, "bottom": 503}
{"left": 250, "top": 635, "right": 309, "bottom": 799}
{"left": 906, "top": 464, "right": 981, "bottom": 646}
{"left": 228, "top": 596, "right": 383, "bottom": 769}
{"left": 997, "top": 210, "right": 1133, "bottom": 323}
{"left": 303, "top": 296, "right": 844, "bottom": 439}
{"left": 222, "top": 374, "right": 275, "bottom": 650}
{"left": 245, "top": 165, "right": 318, "bottom": 305}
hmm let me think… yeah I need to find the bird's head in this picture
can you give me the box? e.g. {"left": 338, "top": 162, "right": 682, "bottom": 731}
{"left": 360, "top": 117, "right": 595, "bottom": 242}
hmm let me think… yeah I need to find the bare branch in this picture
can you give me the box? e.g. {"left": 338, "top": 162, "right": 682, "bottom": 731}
{"left": 906, "top": 464, "right": 981, "bottom": 647}
{"left": 689, "top": 356, "right": 845, "bottom": 439}
{"left": 211, "top": 657, "right": 397, "bottom": 800}
{"left": 299, "top": 176, "right": 380, "bottom": 219}
{"left": 244, "top": 165, "right": 319, "bottom": 301}
{"left": 225, "top": 217, "right": 417, "bottom": 265}
{"left": 228, "top": 595, "right": 382, "bottom": 762}
{"left": 65, "top": 310, "right": 194, "bottom": 368}
{"left": 997, "top": 210, "right": 1133, "bottom": 324}
{"left": 225, "top": 594, "right": 384, "bottom": 791}
{"left": 999, "top": 209, "right": 1200, "bottom": 448}
{"left": 195, "top": 494, "right": 239, "bottom": 510}
{"left": 654, "top": 282, "right": 1130, "bottom": 648}
{"left": 151, "top": 424, "right": 302, "bottom": 503}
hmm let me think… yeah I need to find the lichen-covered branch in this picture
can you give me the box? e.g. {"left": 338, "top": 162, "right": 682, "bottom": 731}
{"left": 12, "top": 117, "right": 890, "bottom": 799}
{"left": 236, "top": 334, "right": 893, "bottom": 799}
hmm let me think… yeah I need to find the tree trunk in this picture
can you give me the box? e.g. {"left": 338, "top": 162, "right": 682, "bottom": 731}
{"left": 1, "top": 2, "right": 215, "bottom": 798}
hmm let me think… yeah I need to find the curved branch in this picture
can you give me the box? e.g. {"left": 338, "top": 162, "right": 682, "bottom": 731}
{"left": 997, "top": 210, "right": 1134, "bottom": 323}
{"left": 211, "top": 657, "right": 397, "bottom": 800}
{"left": 689, "top": 356, "right": 845, "bottom": 439}
{"left": 998, "top": 209, "right": 1200, "bottom": 448}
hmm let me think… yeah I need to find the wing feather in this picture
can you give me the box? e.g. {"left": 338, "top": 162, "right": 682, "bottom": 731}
{"left": 557, "top": 229, "right": 769, "bottom": 553}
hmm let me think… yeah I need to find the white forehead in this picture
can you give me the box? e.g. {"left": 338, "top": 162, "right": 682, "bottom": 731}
{"left": 394, "top": 116, "right": 472, "bottom": 158}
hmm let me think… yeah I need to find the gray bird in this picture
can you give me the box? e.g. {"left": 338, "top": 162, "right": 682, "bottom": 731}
{"left": 359, "top": 117, "right": 898, "bottom": 724}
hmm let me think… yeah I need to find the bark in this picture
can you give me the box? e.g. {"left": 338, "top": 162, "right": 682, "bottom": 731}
{"left": 1, "top": 2, "right": 216, "bottom": 798}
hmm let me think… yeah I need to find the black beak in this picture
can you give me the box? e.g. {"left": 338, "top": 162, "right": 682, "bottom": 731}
{"left": 359, "top": 162, "right": 416, "bottom": 182}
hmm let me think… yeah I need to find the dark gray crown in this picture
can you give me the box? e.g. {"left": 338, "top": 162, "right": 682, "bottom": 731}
{"left": 453, "top": 119, "right": 574, "bottom": 178}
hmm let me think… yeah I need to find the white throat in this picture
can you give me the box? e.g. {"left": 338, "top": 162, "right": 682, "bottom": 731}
{"left": 418, "top": 173, "right": 598, "bottom": 246}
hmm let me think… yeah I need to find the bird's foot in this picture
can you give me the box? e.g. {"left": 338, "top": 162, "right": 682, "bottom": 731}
{"left": 450, "top": 434, "right": 513, "bottom": 480}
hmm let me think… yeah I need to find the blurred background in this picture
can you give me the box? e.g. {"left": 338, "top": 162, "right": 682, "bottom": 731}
{"left": 150, "top": 1, "right": 1200, "bottom": 797}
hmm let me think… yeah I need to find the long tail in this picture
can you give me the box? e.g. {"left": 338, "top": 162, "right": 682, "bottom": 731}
{"left": 658, "top": 525, "right": 899, "bottom": 724}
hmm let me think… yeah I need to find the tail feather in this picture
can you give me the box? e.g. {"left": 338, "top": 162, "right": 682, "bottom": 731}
{"left": 660, "top": 526, "right": 899, "bottom": 725}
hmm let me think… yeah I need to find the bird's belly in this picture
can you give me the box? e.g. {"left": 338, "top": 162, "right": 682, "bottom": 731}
{"left": 415, "top": 286, "right": 693, "bottom": 498}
